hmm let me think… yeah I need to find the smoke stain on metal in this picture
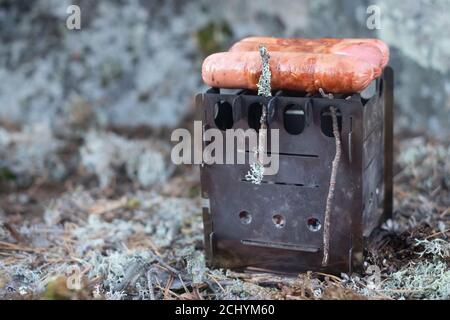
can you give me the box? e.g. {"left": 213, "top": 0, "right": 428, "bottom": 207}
{"left": 197, "top": 67, "right": 394, "bottom": 275}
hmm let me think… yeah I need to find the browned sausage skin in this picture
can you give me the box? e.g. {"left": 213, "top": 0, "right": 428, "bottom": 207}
{"left": 202, "top": 51, "right": 375, "bottom": 94}
{"left": 235, "top": 37, "right": 390, "bottom": 69}
{"left": 230, "top": 41, "right": 383, "bottom": 77}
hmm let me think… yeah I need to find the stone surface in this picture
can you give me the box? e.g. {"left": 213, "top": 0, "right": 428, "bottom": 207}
{"left": 0, "top": 0, "right": 448, "bottom": 137}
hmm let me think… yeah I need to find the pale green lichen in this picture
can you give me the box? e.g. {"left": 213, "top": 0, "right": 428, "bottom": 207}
{"left": 246, "top": 45, "right": 271, "bottom": 185}
{"left": 256, "top": 45, "right": 272, "bottom": 98}
{"left": 0, "top": 123, "right": 67, "bottom": 183}
{"left": 180, "top": 248, "right": 206, "bottom": 285}
{"left": 381, "top": 259, "right": 450, "bottom": 300}
{"left": 80, "top": 131, "right": 172, "bottom": 189}
{"left": 379, "top": 240, "right": 450, "bottom": 300}
{"left": 245, "top": 162, "right": 265, "bottom": 185}
{"left": 415, "top": 238, "right": 450, "bottom": 259}
{"left": 221, "top": 278, "right": 276, "bottom": 300}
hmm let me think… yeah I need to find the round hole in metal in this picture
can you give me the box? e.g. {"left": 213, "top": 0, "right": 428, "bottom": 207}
{"left": 239, "top": 211, "right": 252, "bottom": 225}
{"left": 272, "top": 214, "right": 286, "bottom": 228}
{"left": 307, "top": 217, "right": 322, "bottom": 232}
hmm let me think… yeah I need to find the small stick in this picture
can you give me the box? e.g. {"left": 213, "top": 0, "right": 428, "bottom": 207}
{"left": 424, "top": 228, "right": 450, "bottom": 240}
{"left": 2, "top": 222, "right": 27, "bottom": 244}
{"left": 154, "top": 284, "right": 181, "bottom": 299}
{"left": 178, "top": 274, "right": 190, "bottom": 296}
{"left": 207, "top": 273, "right": 226, "bottom": 293}
{"left": 146, "top": 270, "right": 156, "bottom": 300}
{"left": 164, "top": 274, "right": 174, "bottom": 300}
{"left": 153, "top": 255, "right": 180, "bottom": 276}
{"left": 319, "top": 88, "right": 334, "bottom": 100}
{"left": 315, "top": 272, "right": 342, "bottom": 283}
{"left": 322, "top": 106, "right": 342, "bottom": 266}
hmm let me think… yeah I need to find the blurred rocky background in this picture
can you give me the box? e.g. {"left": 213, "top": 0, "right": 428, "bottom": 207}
{"left": 1, "top": 0, "right": 449, "bottom": 134}
{"left": 0, "top": 0, "right": 449, "bottom": 300}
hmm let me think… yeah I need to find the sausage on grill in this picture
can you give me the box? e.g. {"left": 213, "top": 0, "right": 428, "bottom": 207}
{"left": 232, "top": 37, "right": 390, "bottom": 70}
{"left": 202, "top": 51, "right": 376, "bottom": 93}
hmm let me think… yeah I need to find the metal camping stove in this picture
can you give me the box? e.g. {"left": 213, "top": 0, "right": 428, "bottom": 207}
{"left": 196, "top": 67, "right": 394, "bottom": 274}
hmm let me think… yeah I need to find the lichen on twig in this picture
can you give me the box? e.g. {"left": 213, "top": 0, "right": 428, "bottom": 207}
{"left": 415, "top": 238, "right": 450, "bottom": 259}
{"left": 246, "top": 45, "right": 271, "bottom": 185}
{"left": 245, "top": 159, "right": 265, "bottom": 185}
{"left": 257, "top": 45, "right": 272, "bottom": 98}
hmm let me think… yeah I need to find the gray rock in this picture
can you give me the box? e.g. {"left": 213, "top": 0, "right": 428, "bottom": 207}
{"left": 0, "top": 0, "right": 448, "bottom": 137}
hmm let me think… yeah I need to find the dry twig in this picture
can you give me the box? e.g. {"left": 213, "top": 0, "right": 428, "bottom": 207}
{"left": 322, "top": 106, "right": 342, "bottom": 266}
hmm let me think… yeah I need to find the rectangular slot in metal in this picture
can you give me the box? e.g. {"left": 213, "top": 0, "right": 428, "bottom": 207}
{"left": 240, "top": 179, "right": 319, "bottom": 188}
{"left": 241, "top": 239, "right": 320, "bottom": 253}
{"left": 243, "top": 150, "right": 319, "bottom": 159}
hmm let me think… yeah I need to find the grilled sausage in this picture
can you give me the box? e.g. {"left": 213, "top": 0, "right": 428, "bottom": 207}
{"left": 234, "top": 37, "right": 390, "bottom": 69}
{"left": 230, "top": 41, "right": 383, "bottom": 77}
{"left": 202, "top": 51, "right": 376, "bottom": 93}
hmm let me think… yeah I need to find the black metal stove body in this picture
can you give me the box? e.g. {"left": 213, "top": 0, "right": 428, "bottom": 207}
{"left": 196, "top": 67, "right": 394, "bottom": 274}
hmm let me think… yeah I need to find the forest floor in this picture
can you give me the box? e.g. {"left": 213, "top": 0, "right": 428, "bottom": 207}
{"left": 0, "top": 131, "right": 449, "bottom": 300}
